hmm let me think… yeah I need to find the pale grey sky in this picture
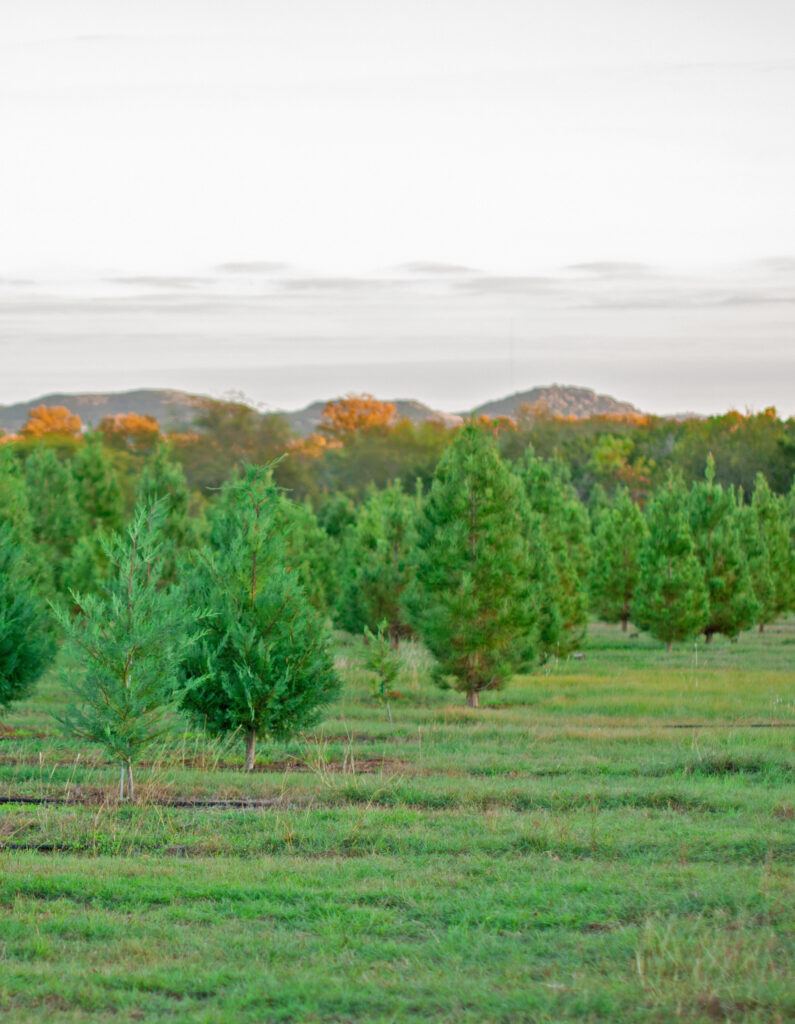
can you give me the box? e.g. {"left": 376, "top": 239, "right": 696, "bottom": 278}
{"left": 1, "top": 1, "right": 794, "bottom": 414}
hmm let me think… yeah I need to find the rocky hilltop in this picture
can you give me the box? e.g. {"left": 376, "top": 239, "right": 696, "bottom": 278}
{"left": 471, "top": 384, "right": 641, "bottom": 421}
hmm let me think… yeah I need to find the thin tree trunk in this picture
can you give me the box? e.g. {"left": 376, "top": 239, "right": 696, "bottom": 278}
{"left": 665, "top": 641, "right": 673, "bottom": 653}
{"left": 621, "top": 618, "right": 628, "bottom": 632}
{"left": 386, "top": 702, "right": 393, "bottom": 724}
{"left": 758, "top": 623, "right": 765, "bottom": 633}
{"left": 126, "top": 762, "right": 135, "bottom": 802}
{"left": 119, "top": 764, "right": 126, "bottom": 801}
{"left": 705, "top": 632, "right": 713, "bottom": 644}
{"left": 245, "top": 729, "right": 256, "bottom": 772}
{"left": 466, "top": 690, "right": 479, "bottom": 708}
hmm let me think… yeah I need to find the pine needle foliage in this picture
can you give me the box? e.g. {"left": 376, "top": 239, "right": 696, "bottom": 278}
{"left": 53, "top": 502, "right": 202, "bottom": 799}
{"left": 688, "top": 456, "right": 759, "bottom": 640}
{"left": 0, "top": 522, "right": 57, "bottom": 723}
{"left": 136, "top": 443, "right": 202, "bottom": 584}
{"left": 178, "top": 464, "right": 340, "bottom": 771}
{"left": 751, "top": 474, "right": 792, "bottom": 627}
{"left": 404, "top": 425, "right": 540, "bottom": 707}
{"left": 362, "top": 620, "right": 401, "bottom": 721}
{"left": 23, "top": 446, "right": 87, "bottom": 594}
{"left": 71, "top": 432, "right": 124, "bottom": 533}
{"left": 519, "top": 451, "right": 591, "bottom": 654}
{"left": 589, "top": 486, "right": 648, "bottom": 630}
{"left": 632, "top": 472, "right": 709, "bottom": 650}
{"left": 336, "top": 480, "right": 418, "bottom": 639}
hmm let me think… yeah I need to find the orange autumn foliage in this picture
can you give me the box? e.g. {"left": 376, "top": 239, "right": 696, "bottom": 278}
{"left": 288, "top": 432, "right": 343, "bottom": 458}
{"left": 319, "top": 394, "right": 397, "bottom": 438}
{"left": 99, "top": 413, "right": 161, "bottom": 453}
{"left": 20, "top": 405, "right": 83, "bottom": 438}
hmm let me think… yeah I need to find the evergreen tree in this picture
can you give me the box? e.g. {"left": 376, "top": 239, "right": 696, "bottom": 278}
{"left": 72, "top": 432, "right": 124, "bottom": 533}
{"left": 314, "top": 490, "right": 357, "bottom": 539}
{"left": 0, "top": 446, "right": 53, "bottom": 594}
{"left": 23, "top": 446, "right": 87, "bottom": 593}
{"left": 519, "top": 452, "right": 591, "bottom": 654}
{"left": 787, "top": 478, "right": 795, "bottom": 608}
{"left": 688, "top": 457, "right": 759, "bottom": 640}
{"left": 589, "top": 486, "right": 648, "bottom": 630}
{"left": 632, "top": 473, "right": 709, "bottom": 650}
{"left": 0, "top": 522, "right": 57, "bottom": 726}
{"left": 0, "top": 446, "right": 33, "bottom": 538}
{"left": 178, "top": 465, "right": 339, "bottom": 770}
{"left": 63, "top": 531, "right": 111, "bottom": 598}
{"left": 738, "top": 499, "right": 776, "bottom": 630}
{"left": 751, "top": 474, "right": 792, "bottom": 628}
{"left": 362, "top": 620, "right": 401, "bottom": 722}
{"left": 587, "top": 482, "right": 611, "bottom": 527}
{"left": 53, "top": 504, "right": 199, "bottom": 799}
{"left": 274, "top": 496, "right": 334, "bottom": 614}
{"left": 336, "top": 481, "right": 418, "bottom": 639}
{"left": 135, "top": 443, "right": 201, "bottom": 583}
{"left": 403, "top": 425, "right": 542, "bottom": 707}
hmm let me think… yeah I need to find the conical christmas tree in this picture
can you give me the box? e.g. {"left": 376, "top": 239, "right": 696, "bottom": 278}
{"left": 519, "top": 451, "right": 591, "bottom": 654}
{"left": 688, "top": 456, "right": 759, "bottom": 641}
{"left": 179, "top": 465, "right": 339, "bottom": 770}
{"left": 0, "top": 521, "right": 57, "bottom": 727}
{"left": 589, "top": 486, "right": 648, "bottom": 631}
{"left": 404, "top": 424, "right": 542, "bottom": 707}
{"left": 72, "top": 432, "right": 124, "bottom": 533}
{"left": 751, "top": 474, "right": 792, "bottom": 628}
{"left": 632, "top": 472, "right": 708, "bottom": 650}
{"left": 136, "top": 443, "right": 202, "bottom": 584}
{"left": 336, "top": 480, "right": 418, "bottom": 639}
{"left": 23, "top": 445, "right": 87, "bottom": 594}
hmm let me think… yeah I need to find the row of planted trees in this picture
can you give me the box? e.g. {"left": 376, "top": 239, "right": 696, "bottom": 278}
{"left": 1, "top": 424, "right": 794, "bottom": 789}
{"left": 0, "top": 467, "right": 339, "bottom": 797}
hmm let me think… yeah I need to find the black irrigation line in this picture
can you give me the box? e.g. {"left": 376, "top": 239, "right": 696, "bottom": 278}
{"left": 0, "top": 795, "right": 287, "bottom": 809}
{"left": 662, "top": 723, "right": 794, "bottom": 729}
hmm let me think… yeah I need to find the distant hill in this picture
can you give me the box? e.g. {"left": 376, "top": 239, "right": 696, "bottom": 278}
{"left": 470, "top": 384, "right": 642, "bottom": 421}
{"left": 0, "top": 389, "right": 206, "bottom": 434}
{"left": 1, "top": 384, "right": 645, "bottom": 436}
{"left": 287, "top": 398, "right": 462, "bottom": 436}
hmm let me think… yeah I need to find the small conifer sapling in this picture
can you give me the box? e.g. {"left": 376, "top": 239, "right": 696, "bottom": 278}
{"left": 54, "top": 503, "right": 203, "bottom": 800}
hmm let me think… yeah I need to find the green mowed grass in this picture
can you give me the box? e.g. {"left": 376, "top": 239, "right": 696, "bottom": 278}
{"left": 0, "top": 620, "right": 793, "bottom": 1022}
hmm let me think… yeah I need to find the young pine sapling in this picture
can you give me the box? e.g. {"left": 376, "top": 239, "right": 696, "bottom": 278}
{"left": 362, "top": 620, "right": 401, "bottom": 723}
{"left": 54, "top": 502, "right": 203, "bottom": 800}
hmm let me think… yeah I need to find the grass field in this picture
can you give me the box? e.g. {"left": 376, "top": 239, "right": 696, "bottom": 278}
{"left": 1, "top": 620, "right": 793, "bottom": 1023}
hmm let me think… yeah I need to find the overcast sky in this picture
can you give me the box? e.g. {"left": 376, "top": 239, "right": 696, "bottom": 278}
{"left": 1, "top": 1, "right": 794, "bottom": 415}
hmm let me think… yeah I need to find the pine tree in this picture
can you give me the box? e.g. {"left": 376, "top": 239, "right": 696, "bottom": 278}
{"left": 274, "top": 496, "right": 334, "bottom": 614}
{"left": 688, "top": 457, "right": 759, "bottom": 640}
{"left": 738, "top": 499, "right": 776, "bottom": 630}
{"left": 589, "top": 486, "right": 648, "bottom": 630}
{"left": 178, "top": 465, "right": 339, "bottom": 771}
{"left": 336, "top": 481, "right": 418, "bottom": 640}
{"left": 0, "top": 446, "right": 53, "bottom": 594}
{"left": 751, "top": 474, "right": 792, "bottom": 628}
{"left": 0, "top": 522, "right": 57, "bottom": 727}
{"left": 72, "top": 432, "right": 124, "bottom": 533}
{"left": 362, "top": 620, "right": 401, "bottom": 722}
{"left": 23, "top": 446, "right": 87, "bottom": 594}
{"left": 632, "top": 473, "right": 709, "bottom": 650}
{"left": 135, "top": 443, "right": 201, "bottom": 583}
{"left": 403, "top": 425, "right": 542, "bottom": 707}
{"left": 53, "top": 503, "right": 200, "bottom": 799}
{"left": 787, "top": 478, "right": 795, "bottom": 609}
{"left": 519, "top": 452, "right": 591, "bottom": 654}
